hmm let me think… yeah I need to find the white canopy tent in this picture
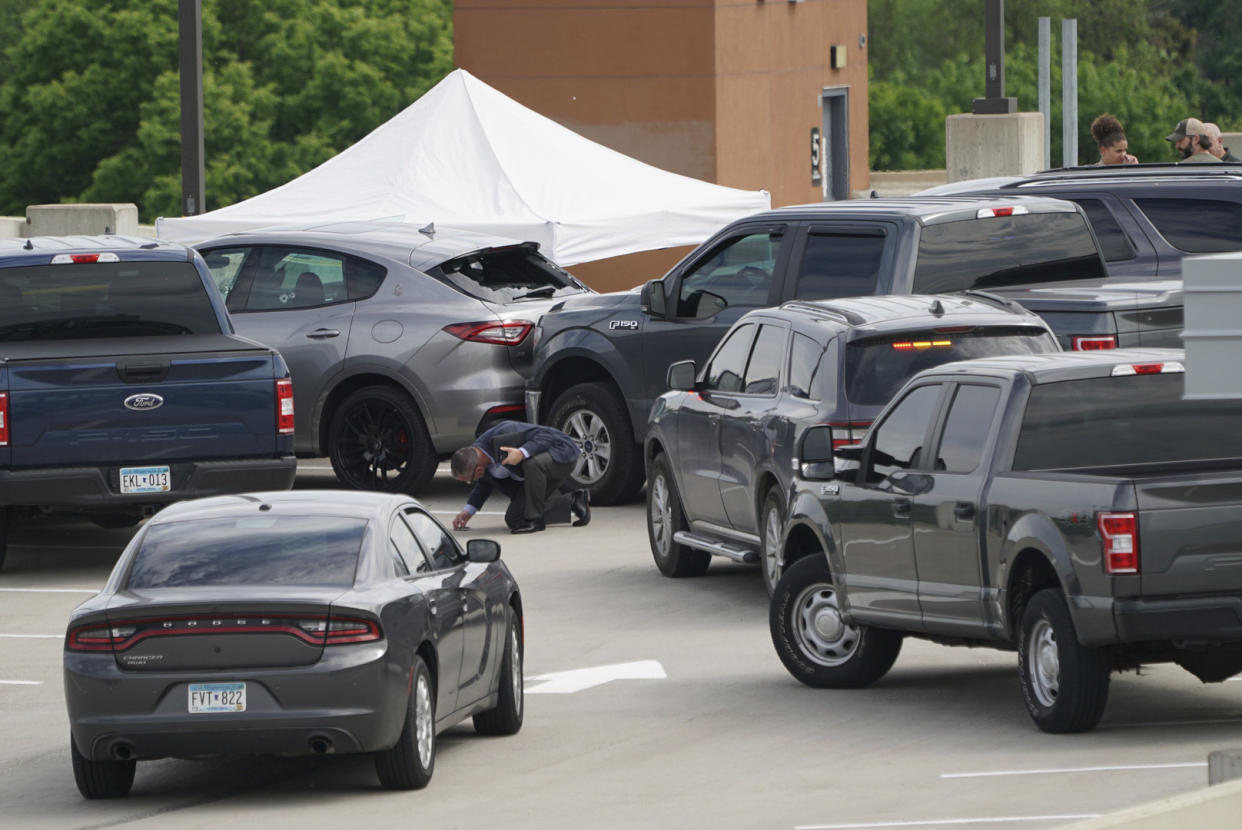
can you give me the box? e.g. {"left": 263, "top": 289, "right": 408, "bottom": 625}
{"left": 156, "top": 69, "right": 770, "bottom": 266}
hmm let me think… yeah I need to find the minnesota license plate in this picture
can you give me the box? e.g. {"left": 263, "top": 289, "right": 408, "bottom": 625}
{"left": 188, "top": 682, "right": 246, "bottom": 713}
{"left": 119, "top": 465, "right": 171, "bottom": 494}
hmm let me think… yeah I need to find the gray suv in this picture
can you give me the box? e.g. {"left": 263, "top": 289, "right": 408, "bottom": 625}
{"left": 643, "top": 293, "right": 1059, "bottom": 593}
{"left": 197, "top": 222, "right": 591, "bottom": 493}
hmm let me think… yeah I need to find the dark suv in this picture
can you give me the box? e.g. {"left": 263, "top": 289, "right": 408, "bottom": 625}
{"left": 642, "top": 293, "right": 1059, "bottom": 593}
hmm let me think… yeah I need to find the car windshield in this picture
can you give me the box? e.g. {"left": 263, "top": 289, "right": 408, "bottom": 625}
{"left": 126, "top": 516, "right": 367, "bottom": 588}
{"left": 844, "top": 327, "right": 1055, "bottom": 406}
{"left": 0, "top": 261, "right": 220, "bottom": 341}
{"left": 433, "top": 245, "right": 584, "bottom": 303}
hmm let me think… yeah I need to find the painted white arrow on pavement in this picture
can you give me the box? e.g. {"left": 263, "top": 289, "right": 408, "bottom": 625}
{"left": 524, "top": 660, "right": 666, "bottom": 694}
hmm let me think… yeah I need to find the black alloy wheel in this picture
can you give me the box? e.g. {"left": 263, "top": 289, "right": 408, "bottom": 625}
{"left": 329, "top": 385, "right": 437, "bottom": 494}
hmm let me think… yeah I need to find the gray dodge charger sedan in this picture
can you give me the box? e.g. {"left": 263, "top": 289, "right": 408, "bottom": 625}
{"left": 63, "top": 490, "right": 524, "bottom": 798}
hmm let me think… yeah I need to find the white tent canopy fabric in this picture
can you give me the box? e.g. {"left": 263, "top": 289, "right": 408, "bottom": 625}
{"left": 156, "top": 69, "right": 770, "bottom": 266}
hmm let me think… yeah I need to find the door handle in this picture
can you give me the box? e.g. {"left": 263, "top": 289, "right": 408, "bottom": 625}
{"left": 892, "top": 497, "right": 911, "bottom": 518}
{"left": 307, "top": 328, "right": 341, "bottom": 339}
{"left": 954, "top": 502, "right": 976, "bottom": 522}
{"left": 428, "top": 601, "right": 439, "bottom": 617}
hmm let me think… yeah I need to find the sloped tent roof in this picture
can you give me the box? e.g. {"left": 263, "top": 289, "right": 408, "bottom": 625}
{"left": 156, "top": 69, "right": 770, "bottom": 266}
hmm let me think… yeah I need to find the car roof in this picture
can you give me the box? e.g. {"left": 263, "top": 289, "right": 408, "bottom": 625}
{"left": 744, "top": 194, "right": 1080, "bottom": 225}
{"left": 0, "top": 235, "right": 190, "bottom": 264}
{"left": 914, "top": 347, "right": 1184, "bottom": 385}
{"left": 921, "top": 163, "right": 1242, "bottom": 196}
{"left": 741, "top": 293, "right": 1046, "bottom": 337}
{"left": 149, "top": 489, "right": 416, "bottom": 525}
{"left": 193, "top": 221, "right": 543, "bottom": 271}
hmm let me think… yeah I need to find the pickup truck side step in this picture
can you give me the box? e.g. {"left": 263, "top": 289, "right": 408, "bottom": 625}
{"left": 672, "top": 532, "right": 759, "bottom": 564}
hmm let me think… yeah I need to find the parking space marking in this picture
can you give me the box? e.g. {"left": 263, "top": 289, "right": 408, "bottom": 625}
{"left": 0, "top": 634, "right": 60, "bottom": 639}
{"left": 942, "top": 761, "right": 1205, "bottom": 778}
{"left": 0, "top": 680, "right": 42, "bottom": 686}
{"left": 1097, "top": 716, "right": 1242, "bottom": 728}
{"left": 0, "top": 587, "right": 98, "bottom": 594}
{"left": 795, "top": 816, "right": 1099, "bottom": 829}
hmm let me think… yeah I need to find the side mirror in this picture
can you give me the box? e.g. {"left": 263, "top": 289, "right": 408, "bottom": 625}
{"left": 467, "top": 538, "right": 501, "bottom": 563}
{"left": 798, "top": 425, "right": 836, "bottom": 480}
{"left": 666, "top": 359, "right": 696, "bottom": 391}
{"left": 640, "top": 279, "right": 667, "bottom": 318}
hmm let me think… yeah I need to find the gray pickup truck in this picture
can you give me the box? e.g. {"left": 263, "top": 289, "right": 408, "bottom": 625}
{"left": 526, "top": 196, "right": 1182, "bottom": 504}
{"left": 770, "top": 348, "right": 1242, "bottom": 733}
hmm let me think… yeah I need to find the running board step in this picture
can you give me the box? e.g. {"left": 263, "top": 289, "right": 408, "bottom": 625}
{"left": 673, "top": 532, "right": 759, "bottom": 564}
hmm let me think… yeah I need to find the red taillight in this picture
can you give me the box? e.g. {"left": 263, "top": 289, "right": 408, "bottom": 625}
{"left": 976, "top": 205, "right": 1029, "bottom": 219}
{"left": 1112, "top": 361, "right": 1184, "bottom": 376}
{"left": 49, "top": 252, "right": 119, "bottom": 264}
{"left": 443, "top": 320, "right": 533, "bottom": 346}
{"left": 65, "top": 614, "right": 382, "bottom": 652}
{"left": 828, "top": 420, "right": 871, "bottom": 448}
{"left": 275, "top": 378, "right": 294, "bottom": 434}
{"left": 0, "top": 392, "right": 8, "bottom": 447}
{"left": 1071, "top": 335, "right": 1118, "bottom": 351}
{"left": 1098, "top": 512, "right": 1139, "bottom": 574}
{"left": 892, "top": 340, "right": 951, "bottom": 351}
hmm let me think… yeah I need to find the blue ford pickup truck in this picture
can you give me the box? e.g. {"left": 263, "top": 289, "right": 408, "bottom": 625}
{"left": 0, "top": 236, "right": 297, "bottom": 566}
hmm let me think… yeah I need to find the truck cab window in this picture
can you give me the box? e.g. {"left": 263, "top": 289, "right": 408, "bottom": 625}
{"left": 677, "top": 232, "right": 783, "bottom": 316}
{"left": 868, "top": 384, "right": 942, "bottom": 482}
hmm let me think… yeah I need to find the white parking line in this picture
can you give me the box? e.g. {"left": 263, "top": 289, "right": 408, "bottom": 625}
{"left": 796, "top": 816, "right": 1100, "bottom": 829}
{"left": 0, "top": 634, "right": 60, "bottom": 639}
{"left": 942, "top": 761, "right": 1206, "bottom": 778}
{"left": 0, "top": 680, "right": 42, "bottom": 686}
{"left": 0, "top": 587, "right": 98, "bottom": 594}
{"left": 1097, "top": 716, "right": 1242, "bottom": 729}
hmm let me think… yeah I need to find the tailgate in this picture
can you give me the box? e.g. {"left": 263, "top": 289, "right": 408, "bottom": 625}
{"left": 7, "top": 340, "right": 278, "bottom": 466}
{"left": 1136, "top": 469, "right": 1242, "bottom": 595}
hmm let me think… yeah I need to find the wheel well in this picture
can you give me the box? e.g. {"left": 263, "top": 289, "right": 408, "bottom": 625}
{"left": 318, "top": 374, "right": 421, "bottom": 455}
{"left": 646, "top": 439, "right": 667, "bottom": 471}
{"left": 417, "top": 641, "right": 437, "bottom": 700}
{"left": 753, "top": 472, "right": 780, "bottom": 520}
{"left": 783, "top": 523, "right": 823, "bottom": 573}
{"left": 538, "top": 357, "right": 616, "bottom": 421}
{"left": 1006, "top": 549, "right": 1061, "bottom": 637}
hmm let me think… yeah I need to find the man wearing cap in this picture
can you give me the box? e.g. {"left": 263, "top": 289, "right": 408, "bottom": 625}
{"left": 1204, "top": 123, "right": 1242, "bottom": 163}
{"left": 1167, "top": 118, "right": 1223, "bottom": 163}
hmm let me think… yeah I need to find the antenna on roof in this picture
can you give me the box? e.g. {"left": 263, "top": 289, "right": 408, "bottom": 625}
{"left": 419, "top": 222, "right": 435, "bottom": 239}
{"left": 22, "top": 239, "right": 33, "bottom": 250}
{"left": 930, "top": 299, "right": 945, "bottom": 316}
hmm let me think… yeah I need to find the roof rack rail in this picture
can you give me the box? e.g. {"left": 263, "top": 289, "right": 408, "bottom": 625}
{"left": 780, "top": 300, "right": 865, "bottom": 325}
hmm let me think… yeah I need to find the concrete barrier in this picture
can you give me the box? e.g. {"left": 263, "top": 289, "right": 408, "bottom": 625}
{"left": 25, "top": 203, "right": 139, "bottom": 237}
{"left": 946, "top": 112, "right": 1044, "bottom": 182}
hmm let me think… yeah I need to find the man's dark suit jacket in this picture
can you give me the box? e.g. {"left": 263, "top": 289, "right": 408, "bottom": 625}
{"left": 465, "top": 421, "right": 580, "bottom": 511}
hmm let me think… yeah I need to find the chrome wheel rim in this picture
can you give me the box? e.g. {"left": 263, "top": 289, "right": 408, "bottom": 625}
{"left": 762, "top": 504, "right": 782, "bottom": 588}
{"left": 649, "top": 473, "right": 672, "bottom": 557}
{"left": 509, "top": 622, "right": 523, "bottom": 718}
{"left": 563, "top": 409, "right": 611, "bottom": 486}
{"left": 1027, "top": 618, "right": 1060, "bottom": 708}
{"left": 414, "top": 671, "right": 434, "bottom": 768}
{"left": 792, "top": 581, "right": 860, "bottom": 666}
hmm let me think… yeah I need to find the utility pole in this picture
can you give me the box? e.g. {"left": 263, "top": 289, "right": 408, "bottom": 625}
{"left": 972, "top": 0, "right": 1017, "bottom": 114}
{"left": 178, "top": 0, "right": 205, "bottom": 216}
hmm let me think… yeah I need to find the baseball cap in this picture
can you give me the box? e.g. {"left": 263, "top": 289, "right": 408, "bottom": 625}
{"left": 1167, "top": 118, "right": 1207, "bottom": 141}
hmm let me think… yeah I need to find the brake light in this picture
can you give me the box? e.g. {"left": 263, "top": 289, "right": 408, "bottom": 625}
{"left": 49, "top": 253, "right": 120, "bottom": 264}
{"left": 1111, "top": 361, "right": 1184, "bottom": 376}
{"left": 443, "top": 320, "right": 533, "bottom": 346}
{"left": 976, "top": 206, "right": 1029, "bottom": 219}
{"left": 1098, "top": 512, "right": 1139, "bottom": 574}
{"left": 892, "top": 340, "right": 952, "bottom": 350}
{"left": 275, "top": 378, "right": 294, "bottom": 434}
{"left": 0, "top": 392, "right": 8, "bottom": 446}
{"left": 1071, "top": 335, "right": 1117, "bottom": 351}
{"left": 828, "top": 421, "right": 871, "bottom": 448}
{"left": 65, "top": 614, "right": 382, "bottom": 652}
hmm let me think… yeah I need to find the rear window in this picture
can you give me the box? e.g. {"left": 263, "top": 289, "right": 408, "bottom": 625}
{"left": 1133, "top": 198, "right": 1242, "bottom": 254}
{"left": 844, "top": 327, "right": 1055, "bottom": 406}
{"left": 1014, "top": 373, "right": 1242, "bottom": 470}
{"left": 0, "top": 261, "right": 220, "bottom": 341}
{"left": 126, "top": 516, "right": 367, "bottom": 588}
{"left": 433, "top": 245, "right": 581, "bottom": 303}
{"left": 913, "top": 212, "right": 1107, "bottom": 293}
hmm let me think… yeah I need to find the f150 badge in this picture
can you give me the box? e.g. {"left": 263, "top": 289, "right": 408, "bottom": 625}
{"left": 609, "top": 320, "right": 639, "bottom": 330}
{"left": 124, "top": 393, "right": 165, "bottom": 411}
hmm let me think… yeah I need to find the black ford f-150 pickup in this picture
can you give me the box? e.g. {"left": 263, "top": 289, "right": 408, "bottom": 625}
{"left": 770, "top": 348, "right": 1242, "bottom": 733}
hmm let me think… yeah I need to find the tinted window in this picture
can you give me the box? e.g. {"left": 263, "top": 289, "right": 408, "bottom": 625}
{"left": 1014, "top": 374, "right": 1242, "bottom": 470}
{"left": 870, "top": 384, "right": 942, "bottom": 480}
{"left": 793, "top": 233, "right": 886, "bottom": 299}
{"left": 678, "top": 232, "right": 782, "bottom": 315}
{"left": 127, "top": 516, "right": 366, "bottom": 588}
{"left": 913, "top": 213, "right": 1106, "bottom": 293}
{"left": 789, "top": 333, "right": 825, "bottom": 399}
{"left": 935, "top": 385, "right": 1001, "bottom": 473}
{"left": 742, "top": 324, "right": 786, "bottom": 395}
{"left": 1073, "top": 198, "right": 1135, "bottom": 262}
{"left": 705, "top": 323, "right": 757, "bottom": 392}
{"left": 844, "top": 327, "right": 1055, "bottom": 406}
{"left": 436, "top": 245, "right": 580, "bottom": 303}
{"left": 1133, "top": 198, "right": 1242, "bottom": 253}
{"left": 0, "top": 261, "right": 221, "bottom": 341}
{"left": 219, "top": 246, "right": 385, "bottom": 312}
{"left": 404, "top": 509, "right": 459, "bottom": 570}
{"left": 391, "top": 515, "right": 430, "bottom": 574}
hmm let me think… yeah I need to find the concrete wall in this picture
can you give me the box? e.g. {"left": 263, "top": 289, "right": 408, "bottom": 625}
{"left": 946, "top": 112, "right": 1045, "bottom": 182}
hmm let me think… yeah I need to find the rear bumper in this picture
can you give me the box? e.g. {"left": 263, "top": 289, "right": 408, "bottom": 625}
{"left": 1114, "top": 595, "right": 1242, "bottom": 643}
{"left": 64, "top": 643, "right": 405, "bottom": 761}
{"left": 0, "top": 456, "right": 297, "bottom": 510}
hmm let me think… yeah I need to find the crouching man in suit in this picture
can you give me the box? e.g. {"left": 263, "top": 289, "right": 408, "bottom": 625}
{"left": 450, "top": 420, "right": 590, "bottom": 534}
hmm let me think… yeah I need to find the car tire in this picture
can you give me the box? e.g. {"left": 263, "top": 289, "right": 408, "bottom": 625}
{"left": 760, "top": 485, "right": 785, "bottom": 596}
{"left": 647, "top": 454, "right": 709, "bottom": 578}
{"left": 374, "top": 655, "right": 435, "bottom": 790}
{"left": 328, "top": 385, "right": 437, "bottom": 495}
{"left": 71, "top": 735, "right": 135, "bottom": 799}
{"left": 769, "top": 555, "right": 902, "bottom": 688}
{"left": 548, "top": 382, "right": 643, "bottom": 505}
{"left": 1018, "top": 588, "right": 1110, "bottom": 734}
{"left": 473, "top": 610, "right": 524, "bottom": 736}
